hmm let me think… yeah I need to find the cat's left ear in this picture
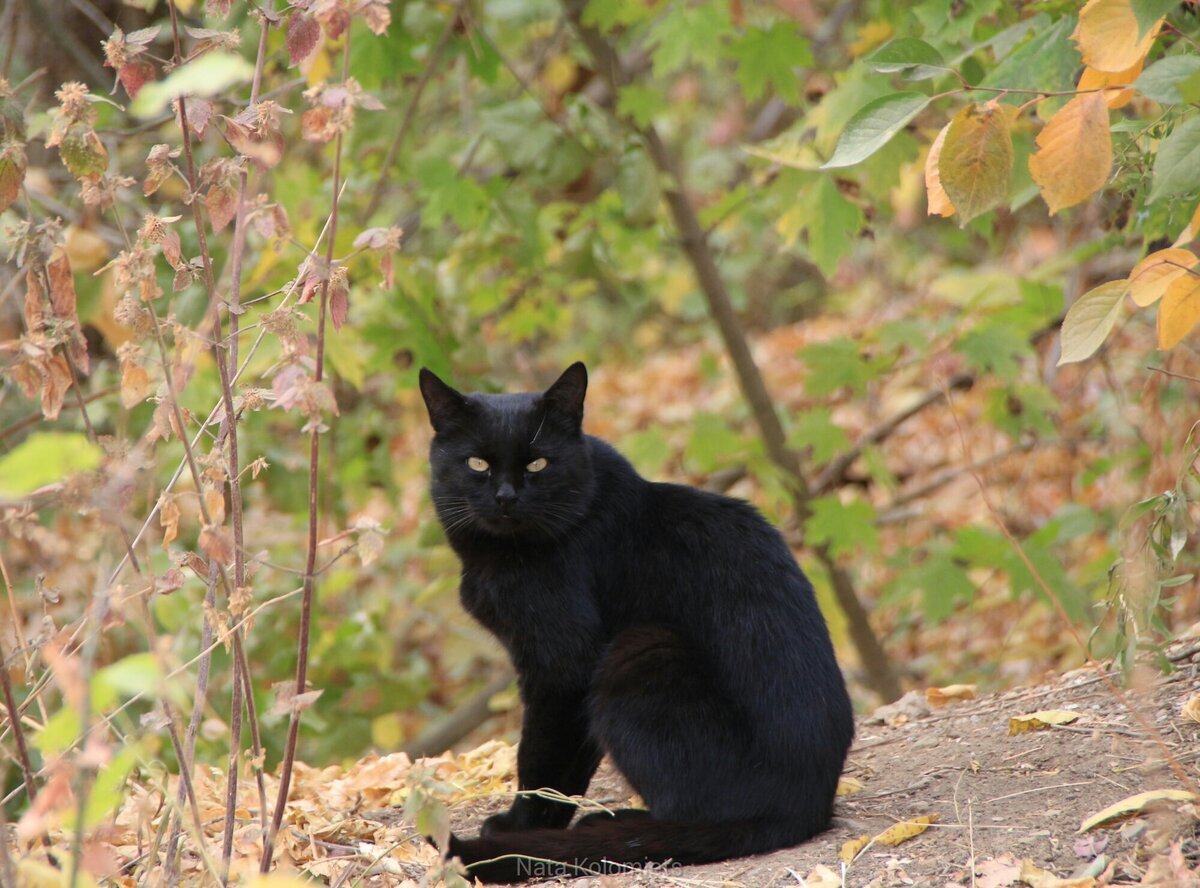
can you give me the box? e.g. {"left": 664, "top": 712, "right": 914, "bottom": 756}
{"left": 419, "top": 368, "right": 469, "bottom": 433}
{"left": 542, "top": 362, "right": 587, "bottom": 430}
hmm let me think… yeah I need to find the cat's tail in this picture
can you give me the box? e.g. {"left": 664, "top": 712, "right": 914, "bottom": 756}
{"left": 446, "top": 814, "right": 822, "bottom": 883}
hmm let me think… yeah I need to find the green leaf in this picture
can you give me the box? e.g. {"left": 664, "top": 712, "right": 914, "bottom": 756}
{"left": 804, "top": 177, "right": 863, "bottom": 276}
{"left": 1057, "top": 279, "right": 1128, "bottom": 365}
{"left": 95, "top": 653, "right": 162, "bottom": 700}
{"left": 1131, "top": 0, "right": 1177, "bottom": 35}
{"left": 788, "top": 407, "right": 850, "bottom": 465}
{"left": 800, "top": 338, "right": 883, "bottom": 396}
{"left": 685, "top": 414, "right": 744, "bottom": 473}
{"left": 956, "top": 323, "right": 1029, "bottom": 381}
{"left": 130, "top": 52, "right": 255, "bottom": 119}
{"left": 81, "top": 745, "right": 138, "bottom": 830}
{"left": 620, "top": 428, "right": 671, "bottom": 475}
{"left": 866, "top": 38, "right": 945, "bottom": 80}
{"left": 1134, "top": 55, "right": 1200, "bottom": 104}
{"left": 615, "top": 147, "right": 660, "bottom": 226}
{"left": 820, "top": 92, "right": 930, "bottom": 170}
{"left": 727, "top": 23, "right": 811, "bottom": 104}
{"left": 648, "top": 3, "right": 730, "bottom": 77}
{"left": 416, "top": 156, "right": 489, "bottom": 230}
{"left": 35, "top": 708, "right": 81, "bottom": 756}
{"left": 803, "top": 496, "right": 878, "bottom": 557}
{"left": 980, "top": 16, "right": 1079, "bottom": 104}
{"left": 0, "top": 432, "right": 103, "bottom": 497}
{"left": 617, "top": 84, "right": 666, "bottom": 128}
{"left": 902, "top": 553, "right": 975, "bottom": 623}
{"left": 1149, "top": 117, "right": 1200, "bottom": 203}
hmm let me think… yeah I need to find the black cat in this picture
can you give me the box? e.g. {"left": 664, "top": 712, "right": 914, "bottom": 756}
{"left": 418, "top": 362, "right": 854, "bottom": 883}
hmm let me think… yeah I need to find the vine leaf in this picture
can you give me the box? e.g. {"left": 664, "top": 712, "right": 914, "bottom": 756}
{"left": 938, "top": 101, "right": 1013, "bottom": 226}
{"left": 1029, "top": 91, "right": 1111, "bottom": 215}
{"left": 1057, "top": 279, "right": 1128, "bottom": 365}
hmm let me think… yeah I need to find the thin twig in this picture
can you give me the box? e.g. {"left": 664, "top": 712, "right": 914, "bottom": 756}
{"left": 0, "top": 639, "right": 37, "bottom": 804}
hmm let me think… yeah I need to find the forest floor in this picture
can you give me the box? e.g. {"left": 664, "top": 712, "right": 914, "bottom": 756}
{"left": 431, "top": 654, "right": 1200, "bottom": 888}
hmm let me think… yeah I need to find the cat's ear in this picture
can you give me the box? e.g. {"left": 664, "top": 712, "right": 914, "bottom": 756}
{"left": 542, "top": 362, "right": 587, "bottom": 430}
{"left": 419, "top": 368, "right": 469, "bottom": 432}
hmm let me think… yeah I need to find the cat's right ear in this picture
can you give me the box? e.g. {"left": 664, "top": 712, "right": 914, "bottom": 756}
{"left": 419, "top": 368, "right": 468, "bottom": 433}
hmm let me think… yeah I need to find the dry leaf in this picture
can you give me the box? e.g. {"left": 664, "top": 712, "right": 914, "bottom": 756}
{"left": 926, "top": 683, "right": 977, "bottom": 707}
{"left": 1029, "top": 92, "right": 1112, "bottom": 215}
{"left": 1128, "top": 248, "right": 1196, "bottom": 307}
{"left": 198, "top": 525, "right": 233, "bottom": 566}
{"left": 1182, "top": 694, "right": 1200, "bottom": 724}
{"left": 836, "top": 775, "right": 864, "bottom": 796}
{"left": 977, "top": 853, "right": 1022, "bottom": 888}
{"left": 1009, "top": 709, "right": 1080, "bottom": 735}
{"left": 797, "top": 865, "right": 842, "bottom": 888}
{"left": 1072, "top": 0, "right": 1161, "bottom": 73}
{"left": 839, "top": 833, "right": 870, "bottom": 863}
{"left": 1018, "top": 859, "right": 1096, "bottom": 888}
{"left": 1158, "top": 271, "right": 1200, "bottom": 350}
{"left": 875, "top": 813, "right": 938, "bottom": 846}
{"left": 1079, "top": 789, "right": 1197, "bottom": 832}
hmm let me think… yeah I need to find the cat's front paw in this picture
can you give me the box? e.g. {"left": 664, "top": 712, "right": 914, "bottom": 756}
{"left": 480, "top": 809, "right": 521, "bottom": 837}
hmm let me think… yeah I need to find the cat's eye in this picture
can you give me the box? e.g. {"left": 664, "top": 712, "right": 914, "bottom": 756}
{"left": 526, "top": 457, "right": 548, "bottom": 473}
{"left": 467, "top": 457, "right": 490, "bottom": 472}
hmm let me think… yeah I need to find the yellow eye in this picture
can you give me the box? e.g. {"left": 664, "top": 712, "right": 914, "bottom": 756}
{"left": 467, "top": 457, "right": 489, "bottom": 472}
{"left": 526, "top": 457, "right": 548, "bottom": 473}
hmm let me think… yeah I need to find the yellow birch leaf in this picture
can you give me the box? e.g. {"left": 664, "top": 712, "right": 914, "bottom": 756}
{"left": 874, "top": 813, "right": 938, "bottom": 846}
{"left": 1181, "top": 693, "right": 1200, "bottom": 724}
{"left": 1018, "top": 859, "right": 1097, "bottom": 888}
{"left": 1128, "top": 248, "right": 1197, "bottom": 306}
{"left": 840, "top": 833, "right": 871, "bottom": 863}
{"left": 1057, "top": 279, "right": 1129, "bottom": 365}
{"left": 925, "top": 121, "right": 955, "bottom": 217}
{"left": 1078, "top": 58, "right": 1143, "bottom": 108}
{"left": 1029, "top": 92, "right": 1112, "bottom": 215}
{"left": 926, "top": 683, "right": 977, "bottom": 707}
{"left": 1158, "top": 271, "right": 1200, "bottom": 349}
{"left": 1078, "top": 789, "right": 1196, "bottom": 832}
{"left": 939, "top": 101, "right": 1013, "bottom": 225}
{"left": 837, "top": 775, "right": 864, "bottom": 796}
{"left": 1073, "top": 0, "right": 1162, "bottom": 73}
{"left": 1008, "top": 709, "right": 1081, "bottom": 735}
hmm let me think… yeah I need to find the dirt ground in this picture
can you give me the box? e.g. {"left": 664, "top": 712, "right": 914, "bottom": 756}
{"left": 445, "top": 650, "right": 1200, "bottom": 887}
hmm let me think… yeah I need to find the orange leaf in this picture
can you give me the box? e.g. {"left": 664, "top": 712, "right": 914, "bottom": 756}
{"left": 1073, "top": 0, "right": 1161, "bottom": 73}
{"left": 1158, "top": 271, "right": 1200, "bottom": 349}
{"left": 1129, "top": 248, "right": 1196, "bottom": 306}
{"left": 1029, "top": 92, "right": 1112, "bottom": 215}
{"left": 1078, "top": 58, "right": 1143, "bottom": 109}
{"left": 925, "top": 122, "right": 955, "bottom": 217}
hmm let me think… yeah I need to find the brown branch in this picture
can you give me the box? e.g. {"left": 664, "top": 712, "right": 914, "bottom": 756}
{"left": 0, "top": 641, "right": 37, "bottom": 805}
{"left": 813, "top": 372, "right": 976, "bottom": 495}
{"left": 260, "top": 30, "right": 351, "bottom": 876}
{"left": 403, "top": 669, "right": 515, "bottom": 758}
{"left": 0, "top": 384, "right": 119, "bottom": 444}
{"left": 876, "top": 441, "right": 1036, "bottom": 522}
{"left": 565, "top": 1, "right": 900, "bottom": 702}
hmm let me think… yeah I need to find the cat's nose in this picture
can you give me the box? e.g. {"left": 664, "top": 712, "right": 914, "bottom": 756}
{"left": 495, "top": 482, "right": 518, "bottom": 508}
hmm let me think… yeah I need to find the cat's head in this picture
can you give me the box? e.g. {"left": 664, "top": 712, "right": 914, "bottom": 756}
{"left": 418, "top": 363, "right": 594, "bottom": 540}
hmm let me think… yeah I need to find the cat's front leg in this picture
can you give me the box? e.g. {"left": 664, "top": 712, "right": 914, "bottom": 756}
{"left": 483, "top": 688, "right": 600, "bottom": 834}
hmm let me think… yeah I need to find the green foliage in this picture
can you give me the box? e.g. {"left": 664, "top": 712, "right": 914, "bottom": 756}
{"left": 0, "top": 432, "right": 102, "bottom": 495}
{"left": 804, "top": 496, "right": 879, "bottom": 558}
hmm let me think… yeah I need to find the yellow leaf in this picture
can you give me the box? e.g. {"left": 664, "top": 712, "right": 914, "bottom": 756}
{"left": 926, "top": 683, "right": 977, "bottom": 707}
{"left": 1078, "top": 58, "right": 1143, "bottom": 108}
{"left": 840, "top": 833, "right": 871, "bottom": 862}
{"left": 1057, "top": 279, "right": 1129, "bottom": 365}
{"left": 1079, "top": 789, "right": 1196, "bottom": 832}
{"left": 1008, "top": 709, "right": 1081, "bottom": 735}
{"left": 875, "top": 813, "right": 938, "bottom": 846}
{"left": 939, "top": 102, "right": 1013, "bottom": 225}
{"left": 1158, "top": 269, "right": 1200, "bottom": 349}
{"left": 837, "top": 775, "right": 864, "bottom": 796}
{"left": 1182, "top": 694, "right": 1200, "bottom": 724}
{"left": 1018, "top": 859, "right": 1097, "bottom": 888}
{"left": 1029, "top": 92, "right": 1112, "bottom": 215}
{"left": 1073, "top": 0, "right": 1161, "bottom": 73}
{"left": 1129, "top": 248, "right": 1197, "bottom": 306}
{"left": 1173, "top": 201, "right": 1200, "bottom": 246}
{"left": 64, "top": 224, "right": 110, "bottom": 272}
{"left": 925, "top": 121, "right": 955, "bottom": 217}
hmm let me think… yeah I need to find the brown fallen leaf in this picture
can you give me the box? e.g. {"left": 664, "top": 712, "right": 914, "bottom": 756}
{"left": 977, "top": 853, "right": 1022, "bottom": 888}
{"left": 1009, "top": 709, "right": 1080, "bottom": 735}
{"left": 926, "top": 683, "right": 977, "bottom": 707}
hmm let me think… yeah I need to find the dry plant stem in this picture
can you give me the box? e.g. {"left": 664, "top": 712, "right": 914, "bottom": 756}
{"left": 0, "top": 645, "right": 37, "bottom": 804}
{"left": 0, "top": 799, "right": 14, "bottom": 888}
{"left": 566, "top": 2, "right": 900, "bottom": 702}
{"left": 233, "top": 630, "right": 269, "bottom": 834}
{"left": 0, "top": 384, "right": 118, "bottom": 444}
{"left": 365, "top": 0, "right": 464, "bottom": 220}
{"left": 67, "top": 583, "right": 109, "bottom": 888}
{"left": 260, "top": 32, "right": 351, "bottom": 876}
{"left": 942, "top": 383, "right": 1199, "bottom": 797}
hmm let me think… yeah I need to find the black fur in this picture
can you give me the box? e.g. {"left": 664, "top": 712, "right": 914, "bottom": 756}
{"left": 419, "top": 363, "right": 854, "bottom": 882}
